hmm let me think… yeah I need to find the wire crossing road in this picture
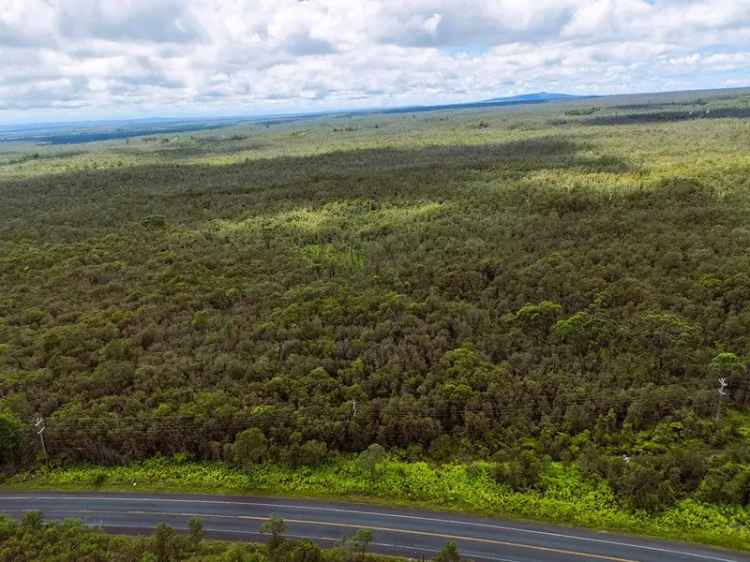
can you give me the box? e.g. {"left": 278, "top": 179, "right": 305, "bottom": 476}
{"left": 0, "top": 492, "right": 748, "bottom": 562}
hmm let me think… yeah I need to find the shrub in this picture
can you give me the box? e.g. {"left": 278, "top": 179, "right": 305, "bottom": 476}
{"left": 297, "top": 440, "right": 328, "bottom": 467}
{"left": 21, "top": 511, "right": 44, "bottom": 531}
{"left": 491, "top": 450, "right": 543, "bottom": 491}
{"left": 699, "top": 462, "right": 750, "bottom": 506}
{"left": 357, "top": 444, "right": 386, "bottom": 483}
{"left": 152, "top": 523, "right": 181, "bottom": 562}
{"left": 434, "top": 542, "right": 461, "bottom": 562}
{"left": 188, "top": 517, "right": 204, "bottom": 548}
{"left": 234, "top": 428, "right": 268, "bottom": 468}
{"left": 284, "top": 540, "right": 323, "bottom": 562}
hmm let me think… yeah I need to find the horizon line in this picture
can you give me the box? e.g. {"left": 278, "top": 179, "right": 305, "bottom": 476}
{"left": 1, "top": 84, "right": 749, "bottom": 129}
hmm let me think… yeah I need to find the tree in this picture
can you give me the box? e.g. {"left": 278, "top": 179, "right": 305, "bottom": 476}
{"left": 188, "top": 517, "right": 204, "bottom": 549}
{"left": 434, "top": 542, "right": 461, "bottom": 562}
{"left": 491, "top": 449, "right": 543, "bottom": 491}
{"left": 552, "top": 311, "right": 596, "bottom": 353}
{"left": 515, "top": 301, "right": 562, "bottom": 340}
{"left": 152, "top": 523, "right": 180, "bottom": 562}
{"left": 638, "top": 311, "right": 697, "bottom": 376}
{"left": 234, "top": 428, "right": 268, "bottom": 468}
{"left": 21, "top": 511, "right": 44, "bottom": 531}
{"left": 261, "top": 516, "right": 287, "bottom": 553}
{"left": 286, "top": 540, "right": 324, "bottom": 562}
{"left": 297, "top": 440, "right": 328, "bottom": 467}
{"left": 0, "top": 410, "right": 21, "bottom": 466}
{"left": 221, "top": 545, "right": 258, "bottom": 562}
{"left": 606, "top": 455, "right": 680, "bottom": 512}
{"left": 351, "top": 529, "right": 373, "bottom": 560}
{"left": 699, "top": 460, "right": 750, "bottom": 506}
{"left": 357, "top": 444, "right": 386, "bottom": 484}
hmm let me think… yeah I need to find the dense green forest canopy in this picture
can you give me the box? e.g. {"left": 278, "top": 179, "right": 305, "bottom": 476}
{"left": 1, "top": 90, "right": 750, "bottom": 511}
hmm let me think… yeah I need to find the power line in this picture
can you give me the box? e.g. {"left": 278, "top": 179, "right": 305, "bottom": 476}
{"left": 27, "top": 381, "right": 750, "bottom": 425}
{"left": 33, "top": 414, "right": 49, "bottom": 466}
{"left": 26, "top": 378, "right": 748, "bottom": 457}
{"left": 46, "top": 387, "right": 746, "bottom": 423}
{"left": 39, "top": 381, "right": 748, "bottom": 425}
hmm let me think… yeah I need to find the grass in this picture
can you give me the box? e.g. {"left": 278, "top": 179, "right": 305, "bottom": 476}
{"left": 6, "top": 457, "right": 750, "bottom": 553}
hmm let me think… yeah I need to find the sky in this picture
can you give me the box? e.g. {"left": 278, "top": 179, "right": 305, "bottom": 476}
{"left": 1, "top": 0, "right": 750, "bottom": 123}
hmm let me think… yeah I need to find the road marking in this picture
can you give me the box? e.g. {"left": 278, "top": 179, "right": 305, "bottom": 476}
{"left": 136, "top": 511, "right": 641, "bottom": 562}
{"left": 1, "top": 495, "right": 745, "bottom": 562}
{"left": 81, "top": 522, "right": 524, "bottom": 562}
{"left": 5, "top": 506, "right": 635, "bottom": 562}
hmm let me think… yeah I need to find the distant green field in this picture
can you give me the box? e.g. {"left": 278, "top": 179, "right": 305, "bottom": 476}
{"left": 1, "top": 89, "right": 749, "bottom": 542}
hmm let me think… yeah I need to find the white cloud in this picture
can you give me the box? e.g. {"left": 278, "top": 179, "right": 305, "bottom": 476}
{"left": 1, "top": 0, "right": 749, "bottom": 121}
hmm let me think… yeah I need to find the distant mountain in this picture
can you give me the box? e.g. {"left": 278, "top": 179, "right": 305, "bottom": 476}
{"left": 482, "top": 92, "right": 587, "bottom": 103}
{"left": 376, "top": 92, "right": 594, "bottom": 117}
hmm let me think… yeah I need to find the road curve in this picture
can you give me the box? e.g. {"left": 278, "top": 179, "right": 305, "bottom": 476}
{"left": 0, "top": 492, "right": 748, "bottom": 562}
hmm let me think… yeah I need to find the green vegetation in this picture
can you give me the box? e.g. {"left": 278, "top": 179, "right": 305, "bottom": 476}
{"left": 0, "top": 408, "right": 21, "bottom": 466}
{"left": 0, "top": 511, "right": 408, "bottom": 562}
{"left": 1, "top": 89, "right": 750, "bottom": 547}
{"left": 8, "top": 456, "right": 750, "bottom": 551}
{"left": 434, "top": 542, "right": 461, "bottom": 562}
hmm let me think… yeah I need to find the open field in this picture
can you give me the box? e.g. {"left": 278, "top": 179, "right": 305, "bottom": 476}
{"left": 2, "top": 88, "right": 750, "bottom": 547}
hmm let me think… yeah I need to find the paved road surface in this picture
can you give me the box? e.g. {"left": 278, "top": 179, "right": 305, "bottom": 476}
{"left": 1, "top": 492, "right": 748, "bottom": 562}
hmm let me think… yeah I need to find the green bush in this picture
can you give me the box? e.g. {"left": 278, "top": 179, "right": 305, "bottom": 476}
{"left": 491, "top": 450, "right": 544, "bottom": 491}
{"left": 234, "top": 429, "right": 268, "bottom": 468}
{"left": 297, "top": 440, "right": 329, "bottom": 467}
{"left": 434, "top": 542, "right": 461, "bottom": 562}
{"left": 699, "top": 462, "right": 750, "bottom": 506}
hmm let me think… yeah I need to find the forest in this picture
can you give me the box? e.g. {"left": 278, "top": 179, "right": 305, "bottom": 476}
{"left": 1, "top": 89, "right": 750, "bottom": 524}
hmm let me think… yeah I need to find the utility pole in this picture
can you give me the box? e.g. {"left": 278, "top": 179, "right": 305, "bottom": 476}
{"left": 352, "top": 399, "right": 357, "bottom": 418}
{"left": 34, "top": 415, "right": 49, "bottom": 466}
{"left": 716, "top": 378, "right": 728, "bottom": 421}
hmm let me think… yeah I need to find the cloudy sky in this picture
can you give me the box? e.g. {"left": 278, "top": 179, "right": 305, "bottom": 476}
{"left": 1, "top": 0, "right": 750, "bottom": 123}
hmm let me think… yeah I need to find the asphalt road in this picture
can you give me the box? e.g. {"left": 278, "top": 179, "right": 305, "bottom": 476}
{"left": 1, "top": 492, "right": 748, "bottom": 562}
